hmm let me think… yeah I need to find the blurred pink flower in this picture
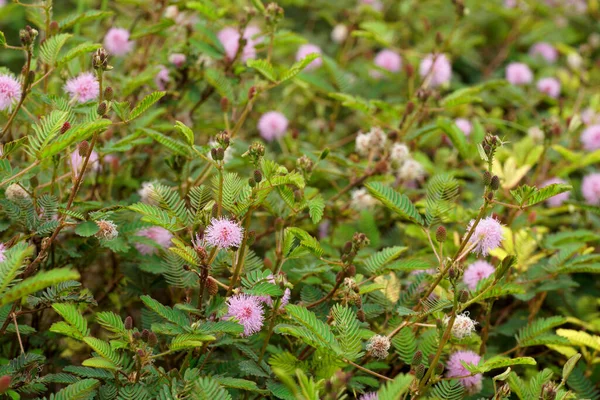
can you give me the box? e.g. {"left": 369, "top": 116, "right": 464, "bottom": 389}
{"left": 218, "top": 26, "right": 261, "bottom": 62}
{"left": 541, "top": 178, "right": 570, "bottom": 207}
{"left": 64, "top": 72, "right": 99, "bottom": 103}
{"left": 455, "top": 118, "right": 472, "bottom": 137}
{"left": 371, "top": 49, "right": 402, "bottom": 78}
{"left": 258, "top": 111, "right": 289, "bottom": 141}
{"left": 225, "top": 294, "right": 265, "bottom": 336}
{"left": 463, "top": 260, "right": 495, "bottom": 290}
{"left": 581, "top": 108, "right": 600, "bottom": 126}
{"left": 581, "top": 125, "right": 600, "bottom": 151}
{"left": 447, "top": 350, "right": 483, "bottom": 394}
{"left": 359, "top": 393, "right": 378, "bottom": 400}
{"left": 103, "top": 28, "right": 134, "bottom": 57}
{"left": 505, "top": 62, "right": 533, "bottom": 85}
{"left": 258, "top": 275, "right": 291, "bottom": 309}
{"left": 529, "top": 42, "right": 558, "bottom": 63}
{"left": 0, "top": 74, "right": 21, "bottom": 111}
{"left": 155, "top": 65, "right": 170, "bottom": 90}
{"left": 135, "top": 226, "right": 173, "bottom": 255}
{"left": 70, "top": 150, "right": 100, "bottom": 173}
{"left": 168, "top": 53, "right": 186, "bottom": 68}
{"left": 467, "top": 216, "right": 503, "bottom": 256}
{"left": 537, "top": 77, "right": 561, "bottom": 98}
{"left": 359, "top": 0, "right": 383, "bottom": 11}
{"left": 296, "top": 44, "right": 323, "bottom": 71}
{"left": 205, "top": 217, "right": 244, "bottom": 248}
{"left": 0, "top": 243, "right": 6, "bottom": 262}
{"left": 504, "top": 0, "right": 518, "bottom": 7}
{"left": 582, "top": 173, "right": 600, "bottom": 205}
{"left": 419, "top": 54, "right": 452, "bottom": 88}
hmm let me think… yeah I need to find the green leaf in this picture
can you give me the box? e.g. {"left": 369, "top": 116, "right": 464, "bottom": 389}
{"left": 331, "top": 304, "right": 363, "bottom": 361}
{"left": 52, "top": 303, "right": 89, "bottom": 339}
{"left": 510, "top": 183, "right": 572, "bottom": 207}
{"left": 83, "top": 337, "right": 121, "bottom": 365}
{"left": 0, "top": 243, "right": 35, "bottom": 297}
{"left": 365, "top": 182, "right": 424, "bottom": 225}
{"left": 140, "top": 295, "right": 189, "bottom": 327}
{"left": 169, "top": 334, "right": 216, "bottom": 350}
{"left": 190, "top": 376, "right": 232, "bottom": 400}
{"left": 204, "top": 68, "right": 235, "bottom": 100}
{"left": 174, "top": 121, "right": 194, "bottom": 147}
{"left": 59, "top": 10, "right": 113, "bottom": 30}
{"left": 280, "top": 305, "right": 342, "bottom": 355}
{"left": 81, "top": 357, "right": 119, "bottom": 370}
{"left": 0, "top": 31, "right": 6, "bottom": 48}
{"left": 74, "top": 221, "right": 100, "bottom": 237}
{"left": 52, "top": 378, "right": 100, "bottom": 400}
{"left": 377, "top": 374, "right": 413, "bottom": 400}
{"left": 562, "top": 353, "right": 581, "bottom": 382}
{"left": 96, "top": 312, "right": 126, "bottom": 335}
{"left": 58, "top": 42, "right": 102, "bottom": 66}
{"left": 128, "top": 91, "right": 166, "bottom": 121}
{"left": 41, "top": 119, "right": 112, "bottom": 159}
{"left": 465, "top": 356, "right": 536, "bottom": 374}
{"left": 143, "top": 128, "right": 191, "bottom": 157}
{"left": 40, "top": 33, "right": 72, "bottom": 65}
{"left": 437, "top": 117, "right": 470, "bottom": 159}
{"left": 285, "top": 227, "right": 324, "bottom": 257}
{"left": 27, "top": 110, "right": 69, "bottom": 158}
{"left": 424, "top": 173, "right": 459, "bottom": 226}
{"left": 307, "top": 195, "right": 325, "bottom": 224}
{"left": 363, "top": 246, "right": 408, "bottom": 274}
{"left": 0, "top": 268, "right": 80, "bottom": 306}
{"left": 280, "top": 53, "right": 320, "bottom": 82}
{"left": 247, "top": 59, "right": 277, "bottom": 82}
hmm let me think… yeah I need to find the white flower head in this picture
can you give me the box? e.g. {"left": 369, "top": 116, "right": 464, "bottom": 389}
{"left": 445, "top": 312, "right": 477, "bottom": 339}
{"left": 351, "top": 188, "right": 378, "bottom": 210}
{"left": 398, "top": 158, "right": 425, "bottom": 181}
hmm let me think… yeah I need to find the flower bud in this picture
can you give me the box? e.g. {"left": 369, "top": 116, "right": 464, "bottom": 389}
{"left": 415, "top": 364, "right": 425, "bottom": 379}
{"left": 0, "top": 375, "right": 11, "bottom": 394}
{"left": 411, "top": 350, "right": 423, "bottom": 366}
{"left": 220, "top": 97, "right": 229, "bottom": 112}
{"left": 343, "top": 241, "right": 353, "bottom": 254}
{"left": 346, "top": 264, "right": 356, "bottom": 277}
{"left": 253, "top": 169, "right": 262, "bottom": 183}
{"left": 247, "top": 230, "right": 256, "bottom": 246}
{"left": 294, "top": 189, "right": 303, "bottom": 202}
{"left": 60, "top": 121, "right": 71, "bottom": 134}
{"left": 206, "top": 277, "right": 218, "bottom": 296}
{"left": 448, "top": 267, "right": 457, "bottom": 280}
{"left": 216, "top": 148, "right": 225, "bottom": 161}
{"left": 406, "top": 101, "right": 415, "bottom": 114}
{"left": 78, "top": 141, "right": 90, "bottom": 157}
{"left": 141, "top": 329, "right": 150, "bottom": 342}
{"left": 97, "top": 101, "right": 107, "bottom": 116}
{"left": 490, "top": 175, "right": 500, "bottom": 191}
{"left": 133, "top": 331, "right": 141, "bottom": 339}
{"left": 147, "top": 332, "right": 158, "bottom": 347}
{"left": 435, "top": 226, "right": 447, "bottom": 243}
{"left": 353, "top": 295, "right": 362, "bottom": 307}
{"left": 49, "top": 21, "right": 59, "bottom": 35}
{"left": 124, "top": 316, "right": 133, "bottom": 330}
{"left": 92, "top": 48, "right": 109, "bottom": 70}
{"left": 137, "top": 349, "right": 145, "bottom": 357}
{"left": 248, "top": 177, "right": 256, "bottom": 187}
{"left": 459, "top": 290, "right": 469, "bottom": 303}
{"left": 104, "top": 86, "right": 114, "bottom": 101}
{"left": 357, "top": 309, "right": 366, "bottom": 322}
{"left": 486, "top": 191, "right": 494, "bottom": 201}
{"left": 435, "top": 362, "right": 444, "bottom": 375}
{"left": 210, "top": 148, "right": 218, "bottom": 160}
{"left": 483, "top": 170, "right": 491, "bottom": 186}
{"left": 248, "top": 86, "right": 257, "bottom": 100}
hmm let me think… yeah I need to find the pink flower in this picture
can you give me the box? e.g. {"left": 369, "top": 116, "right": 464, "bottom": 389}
{"left": 135, "top": 226, "right": 173, "bottom": 255}
{"left": 419, "top": 54, "right": 452, "bottom": 88}
{"left": 537, "top": 77, "right": 561, "bottom": 98}
{"left": 446, "top": 350, "right": 483, "bottom": 394}
{"left": 258, "top": 111, "right": 288, "bottom": 141}
{"left": 0, "top": 74, "right": 21, "bottom": 111}
{"left": 580, "top": 125, "right": 600, "bottom": 151}
{"left": 205, "top": 217, "right": 244, "bottom": 248}
{"left": 504, "top": 0, "right": 518, "bottom": 7}
{"left": 258, "top": 274, "right": 291, "bottom": 309}
{"left": 218, "top": 26, "right": 261, "bottom": 62}
{"left": 64, "top": 72, "right": 99, "bottom": 103}
{"left": 581, "top": 108, "right": 600, "bottom": 126}
{"left": 359, "top": 0, "right": 383, "bottom": 11}
{"left": 225, "top": 294, "right": 265, "bottom": 336}
{"left": 168, "top": 53, "right": 186, "bottom": 68}
{"left": 455, "top": 118, "right": 472, "bottom": 137}
{"left": 529, "top": 42, "right": 558, "bottom": 63}
{"left": 371, "top": 49, "right": 402, "bottom": 78}
{"left": 467, "top": 216, "right": 504, "bottom": 256}
{"left": 582, "top": 173, "right": 600, "bottom": 205}
{"left": 541, "top": 178, "right": 570, "bottom": 207}
{"left": 296, "top": 44, "right": 323, "bottom": 71}
{"left": 0, "top": 243, "right": 6, "bottom": 263}
{"left": 155, "top": 65, "right": 170, "bottom": 90}
{"left": 70, "top": 150, "right": 100, "bottom": 173}
{"left": 103, "top": 28, "right": 134, "bottom": 57}
{"left": 463, "top": 260, "right": 495, "bottom": 291}
{"left": 506, "top": 62, "right": 533, "bottom": 85}
{"left": 359, "top": 392, "right": 378, "bottom": 400}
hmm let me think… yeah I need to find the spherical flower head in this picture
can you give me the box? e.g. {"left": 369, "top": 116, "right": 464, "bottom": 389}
{"left": 529, "top": 42, "right": 558, "bottom": 63}
{"left": 0, "top": 243, "right": 6, "bottom": 263}
{"left": 70, "top": 150, "right": 100, "bottom": 174}
{"left": 351, "top": 188, "right": 378, "bottom": 210}
{"left": 5, "top": 183, "right": 29, "bottom": 201}
{"left": 467, "top": 216, "right": 503, "bottom": 256}
{"left": 419, "top": 53, "right": 452, "bottom": 88}
{"left": 367, "top": 335, "right": 390, "bottom": 359}
{"left": 331, "top": 24, "right": 348, "bottom": 44}
{"left": 463, "top": 260, "right": 495, "bottom": 291}
{"left": 296, "top": 44, "right": 323, "bottom": 71}
{"left": 359, "top": 393, "right": 378, "bottom": 400}
{"left": 504, "top": 0, "right": 517, "bottom": 7}
{"left": 64, "top": 72, "right": 99, "bottom": 104}
{"left": 164, "top": 5, "right": 179, "bottom": 19}
{"left": 445, "top": 312, "right": 477, "bottom": 339}
{"left": 0, "top": 0, "right": 6, "bottom": 7}
{"left": 581, "top": 125, "right": 600, "bottom": 151}
{"left": 154, "top": 65, "right": 170, "bottom": 91}
{"left": 355, "top": 132, "right": 371, "bottom": 156}
{"left": 258, "top": 111, "right": 289, "bottom": 141}
{"left": 135, "top": 226, "right": 173, "bottom": 255}
{"left": 205, "top": 217, "right": 244, "bottom": 249}
{"left": 95, "top": 219, "right": 118, "bottom": 241}
{"left": 446, "top": 350, "right": 482, "bottom": 394}
{"left": 582, "top": 173, "right": 600, "bottom": 205}
{"left": 455, "top": 118, "right": 472, "bottom": 137}
{"left": 0, "top": 74, "right": 21, "bottom": 111}
{"left": 359, "top": 0, "right": 383, "bottom": 11}
{"left": 371, "top": 49, "right": 402, "bottom": 78}
{"left": 541, "top": 178, "right": 570, "bottom": 207}
{"left": 528, "top": 126, "right": 545, "bottom": 143}
{"left": 581, "top": 108, "right": 600, "bottom": 126}
{"left": 398, "top": 158, "right": 425, "bottom": 182}
{"left": 168, "top": 53, "right": 186, "bottom": 68}
{"left": 537, "top": 77, "right": 561, "bottom": 98}
{"left": 103, "top": 28, "right": 134, "bottom": 57}
{"left": 138, "top": 182, "right": 158, "bottom": 205}
{"left": 567, "top": 52, "right": 583, "bottom": 70}
{"left": 218, "top": 26, "right": 261, "bottom": 62}
{"left": 390, "top": 143, "right": 410, "bottom": 166}
{"left": 225, "top": 294, "right": 265, "bottom": 337}
{"left": 505, "top": 62, "right": 533, "bottom": 85}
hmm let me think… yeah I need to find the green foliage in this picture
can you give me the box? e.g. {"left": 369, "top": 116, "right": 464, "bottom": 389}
{"left": 365, "top": 182, "right": 424, "bottom": 225}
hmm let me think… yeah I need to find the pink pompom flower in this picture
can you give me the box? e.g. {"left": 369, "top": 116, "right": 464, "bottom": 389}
{"left": 446, "top": 350, "right": 483, "bottom": 394}
{"left": 582, "top": 173, "right": 600, "bottom": 205}
{"left": 467, "top": 216, "right": 504, "bottom": 256}
{"left": 225, "top": 294, "right": 265, "bottom": 337}
{"left": 205, "top": 217, "right": 244, "bottom": 249}
{"left": 537, "top": 77, "right": 561, "bottom": 98}
{"left": 168, "top": 53, "right": 186, "bottom": 68}
{"left": 581, "top": 125, "right": 600, "bottom": 151}
{"left": 0, "top": 243, "right": 6, "bottom": 263}
{"left": 581, "top": 108, "right": 600, "bottom": 126}
{"left": 371, "top": 49, "right": 402, "bottom": 78}
{"left": 64, "top": 72, "right": 100, "bottom": 104}
{"left": 296, "top": 44, "right": 323, "bottom": 71}
{"left": 155, "top": 65, "right": 170, "bottom": 91}
{"left": 103, "top": 28, "right": 134, "bottom": 57}
{"left": 359, "top": 392, "right": 378, "bottom": 400}
{"left": 529, "top": 42, "right": 558, "bottom": 63}
{"left": 258, "top": 275, "right": 291, "bottom": 309}
{"left": 218, "top": 26, "right": 261, "bottom": 62}
{"left": 419, "top": 53, "right": 452, "bottom": 88}
{"left": 70, "top": 150, "right": 100, "bottom": 173}
{"left": 506, "top": 62, "right": 533, "bottom": 85}
{"left": 135, "top": 226, "right": 173, "bottom": 255}
{"left": 0, "top": 74, "right": 21, "bottom": 111}
{"left": 455, "top": 118, "right": 472, "bottom": 137}
{"left": 463, "top": 260, "right": 495, "bottom": 291}
{"left": 541, "top": 178, "right": 570, "bottom": 207}
{"left": 258, "top": 111, "right": 289, "bottom": 142}
{"left": 359, "top": 0, "right": 383, "bottom": 11}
